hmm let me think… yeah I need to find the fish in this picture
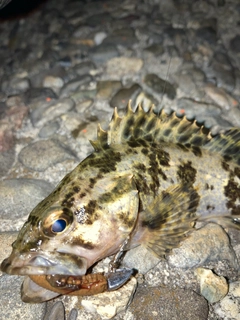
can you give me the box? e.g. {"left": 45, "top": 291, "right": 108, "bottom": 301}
{"left": 1, "top": 102, "right": 240, "bottom": 302}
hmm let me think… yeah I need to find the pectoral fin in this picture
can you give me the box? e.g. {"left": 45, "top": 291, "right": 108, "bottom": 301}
{"left": 138, "top": 184, "right": 200, "bottom": 257}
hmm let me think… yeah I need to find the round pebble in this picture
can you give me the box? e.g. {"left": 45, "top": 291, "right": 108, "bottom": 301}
{"left": 0, "top": 178, "right": 54, "bottom": 220}
{"left": 110, "top": 83, "right": 142, "bottom": 109}
{"left": 94, "top": 31, "right": 107, "bottom": 45}
{"left": 96, "top": 80, "right": 122, "bottom": 99}
{"left": 106, "top": 57, "right": 143, "bottom": 76}
{"left": 38, "top": 120, "right": 60, "bottom": 138}
{"left": 167, "top": 223, "right": 238, "bottom": 270}
{"left": 196, "top": 268, "right": 228, "bottom": 303}
{"left": 43, "top": 75, "right": 64, "bottom": 89}
{"left": 30, "top": 98, "right": 75, "bottom": 126}
{"left": 129, "top": 285, "right": 209, "bottom": 320}
{"left": 89, "top": 43, "right": 119, "bottom": 64}
{"left": 144, "top": 73, "right": 176, "bottom": 100}
{"left": 18, "top": 139, "right": 76, "bottom": 171}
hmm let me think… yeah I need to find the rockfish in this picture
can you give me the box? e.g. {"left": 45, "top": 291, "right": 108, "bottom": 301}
{"left": 1, "top": 103, "right": 240, "bottom": 302}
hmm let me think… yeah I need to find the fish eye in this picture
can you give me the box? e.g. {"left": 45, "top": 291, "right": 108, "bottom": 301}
{"left": 42, "top": 207, "right": 73, "bottom": 237}
{"left": 51, "top": 219, "right": 67, "bottom": 233}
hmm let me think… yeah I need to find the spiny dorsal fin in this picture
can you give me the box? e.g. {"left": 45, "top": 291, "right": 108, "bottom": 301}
{"left": 90, "top": 124, "right": 108, "bottom": 151}
{"left": 91, "top": 101, "right": 240, "bottom": 165}
{"left": 107, "top": 101, "right": 212, "bottom": 147}
{"left": 206, "top": 128, "right": 240, "bottom": 165}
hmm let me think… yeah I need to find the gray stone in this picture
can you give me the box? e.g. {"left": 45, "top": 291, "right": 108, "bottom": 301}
{"left": 43, "top": 75, "right": 64, "bottom": 89}
{"left": 176, "top": 98, "right": 222, "bottom": 120}
{"left": 18, "top": 139, "right": 76, "bottom": 171}
{"left": 0, "top": 273, "right": 46, "bottom": 320}
{"left": 39, "top": 121, "right": 60, "bottom": 138}
{"left": 1, "top": 77, "right": 30, "bottom": 95}
{"left": 196, "top": 268, "right": 228, "bottom": 303}
{"left": 23, "top": 88, "right": 57, "bottom": 104}
{"left": 5, "top": 94, "right": 25, "bottom": 107}
{"left": 60, "top": 112, "right": 86, "bottom": 133}
{"left": 30, "top": 66, "right": 67, "bottom": 88}
{"left": 144, "top": 43, "right": 164, "bottom": 56}
{"left": 11, "top": 77, "right": 30, "bottom": 92}
{"left": 96, "top": 80, "right": 122, "bottom": 99}
{"left": 71, "top": 24, "right": 93, "bottom": 38}
{"left": 167, "top": 223, "right": 238, "bottom": 270}
{"left": 75, "top": 99, "right": 94, "bottom": 113}
{"left": 0, "top": 178, "right": 54, "bottom": 220}
{"left": 129, "top": 285, "right": 209, "bottom": 320}
{"left": 89, "top": 43, "right": 119, "bottom": 64}
{"left": 0, "top": 104, "right": 28, "bottom": 152}
{"left": 204, "top": 83, "right": 239, "bottom": 110}
{"left": 94, "top": 31, "right": 107, "bottom": 45}
{"left": 44, "top": 302, "right": 78, "bottom": 320}
{"left": 68, "top": 308, "right": 78, "bottom": 320}
{"left": 110, "top": 84, "right": 142, "bottom": 109}
{"left": 213, "top": 281, "right": 240, "bottom": 320}
{"left": 70, "top": 89, "right": 97, "bottom": 104}
{"left": 30, "top": 98, "right": 75, "bottom": 127}
{"left": 222, "top": 107, "right": 240, "bottom": 127}
{"left": 208, "top": 52, "right": 236, "bottom": 92}
{"left": 124, "top": 245, "right": 160, "bottom": 274}
{"left": 144, "top": 73, "right": 176, "bottom": 100}
{"left": 60, "top": 75, "right": 93, "bottom": 98}
{"left": 106, "top": 57, "right": 143, "bottom": 76}
{"left": 74, "top": 61, "right": 96, "bottom": 77}
{"left": 43, "top": 301, "right": 65, "bottom": 320}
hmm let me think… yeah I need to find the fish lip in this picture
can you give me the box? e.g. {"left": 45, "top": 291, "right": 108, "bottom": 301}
{"left": 1, "top": 254, "right": 60, "bottom": 275}
{"left": 1, "top": 252, "right": 87, "bottom": 276}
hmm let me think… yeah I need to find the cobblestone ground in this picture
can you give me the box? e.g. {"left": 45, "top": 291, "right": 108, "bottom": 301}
{"left": 0, "top": 0, "right": 240, "bottom": 319}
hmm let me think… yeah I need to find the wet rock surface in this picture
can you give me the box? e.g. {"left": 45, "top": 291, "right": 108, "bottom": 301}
{"left": 0, "top": 178, "right": 54, "bottom": 226}
{"left": 128, "top": 285, "right": 209, "bottom": 320}
{"left": 0, "top": 0, "right": 240, "bottom": 319}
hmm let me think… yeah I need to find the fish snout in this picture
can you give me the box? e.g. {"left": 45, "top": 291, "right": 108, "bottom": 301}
{"left": 1, "top": 255, "right": 12, "bottom": 273}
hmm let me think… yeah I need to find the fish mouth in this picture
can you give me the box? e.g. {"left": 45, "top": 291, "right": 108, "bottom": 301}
{"left": 1, "top": 251, "right": 87, "bottom": 276}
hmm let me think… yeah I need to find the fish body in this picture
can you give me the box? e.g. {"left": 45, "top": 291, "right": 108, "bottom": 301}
{"left": 1, "top": 103, "right": 240, "bottom": 301}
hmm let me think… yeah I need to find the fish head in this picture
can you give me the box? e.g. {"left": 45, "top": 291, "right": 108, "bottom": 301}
{"left": 1, "top": 171, "right": 139, "bottom": 278}
{"left": 1, "top": 205, "right": 88, "bottom": 276}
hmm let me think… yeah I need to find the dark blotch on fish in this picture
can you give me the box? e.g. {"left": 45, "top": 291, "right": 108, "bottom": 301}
{"left": 177, "top": 161, "right": 197, "bottom": 185}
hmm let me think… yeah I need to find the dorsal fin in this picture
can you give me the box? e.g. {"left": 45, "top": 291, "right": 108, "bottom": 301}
{"left": 108, "top": 101, "right": 213, "bottom": 147}
{"left": 206, "top": 128, "right": 240, "bottom": 165}
{"left": 90, "top": 101, "right": 240, "bottom": 165}
{"left": 90, "top": 124, "right": 108, "bottom": 151}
